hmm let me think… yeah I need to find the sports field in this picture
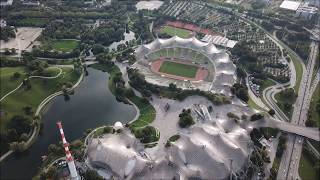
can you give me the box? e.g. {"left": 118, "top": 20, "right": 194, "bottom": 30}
{"left": 160, "top": 26, "right": 192, "bottom": 38}
{"left": 52, "top": 39, "right": 79, "bottom": 52}
{"left": 159, "top": 61, "right": 198, "bottom": 78}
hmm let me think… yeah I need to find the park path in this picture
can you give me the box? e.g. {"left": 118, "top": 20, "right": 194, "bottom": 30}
{"left": 0, "top": 67, "right": 63, "bottom": 102}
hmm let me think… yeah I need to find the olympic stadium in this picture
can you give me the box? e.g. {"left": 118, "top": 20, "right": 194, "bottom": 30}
{"left": 134, "top": 36, "right": 236, "bottom": 95}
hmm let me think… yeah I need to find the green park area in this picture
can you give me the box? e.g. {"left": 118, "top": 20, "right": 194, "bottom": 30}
{"left": 128, "top": 96, "right": 156, "bottom": 128}
{"left": 275, "top": 88, "right": 297, "bottom": 118}
{"left": 52, "top": 40, "right": 79, "bottom": 52}
{"left": 159, "top": 61, "right": 198, "bottom": 78}
{"left": 16, "top": 18, "right": 49, "bottom": 27}
{"left": 291, "top": 54, "right": 304, "bottom": 93}
{"left": 299, "top": 147, "right": 320, "bottom": 180}
{"left": 0, "top": 67, "right": 27, "bottom": 96}
{"left": 160, "top": 26, "right": 192, "bottom": 38}
{"left": 0, "top": 66, "right": 80, "bottom": 131}
{"left": 306, "top": 84, "right": 320, "bottom": 128}
{"left": 41, "top": 39, "right": 79, "bottom": 53}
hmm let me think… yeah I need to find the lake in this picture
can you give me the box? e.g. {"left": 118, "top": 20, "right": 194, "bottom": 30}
{"left": 0, "top": 68, "right": 137, "bottom": 179}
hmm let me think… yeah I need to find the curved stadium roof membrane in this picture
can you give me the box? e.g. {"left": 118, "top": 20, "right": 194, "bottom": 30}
{"left": 134, "top": 36, "right": 236, "bottom": 95}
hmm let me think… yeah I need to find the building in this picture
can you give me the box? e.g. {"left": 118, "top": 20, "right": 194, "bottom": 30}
{"left": 21, "top": 0, "right": 40, "bottom": 6}
{"left": 279, "top": 0, "right": 301, "bottom": 11}
{"left": 0, "top": 0, "right": 13, "bottom": 6}
{"left": 296, "top": 3, "right": 318, "bottom": 19}
{"left": 0, "top": 19, "right": 7, "bottom": 27}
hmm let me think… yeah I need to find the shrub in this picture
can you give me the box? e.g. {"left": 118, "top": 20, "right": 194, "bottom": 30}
{"left": 169, "top": 134, "right": 180, "bottom": 142}
{"left": 178, "top": 109, "right": 195, "bottom": 128}
{"left": 250, "top": 113, "right": 264, "bottom": 121}
{"left": 103, "top": 126, "right": 113, "bottom": 134}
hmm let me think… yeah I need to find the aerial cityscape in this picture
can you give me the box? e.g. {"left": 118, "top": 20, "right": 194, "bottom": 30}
{"left": 0, "top": 0, "right": 319, "bottom": 180}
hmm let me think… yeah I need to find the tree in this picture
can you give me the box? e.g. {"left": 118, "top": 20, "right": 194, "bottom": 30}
{"left": 23, "top": 106, "right": 33, "bottom": 115}
{"left": 231, "top": 83, "right": 249, "bottom": 102}
{"left": 19, "top": 133, "right": 29, "bottom": 142}
{"left": 168, "top": 83, "right": 177, "bottom": 91}
{"left": 236, "top": 67, "right": 246, "bottom": 80}
{"left": 8, "top": 115, "right": 32, "bottom": 135}
{"left": 92, "top": 44, "right": 105, "bottom": 55}
{"left": 268, "top": 109, "right": 275, "bottom": 116}
{"left": 48, "top": 144, "right": 62, "bottom": 155}
{"left": 12, "top": 72, "right": 21, "bottom": 79}
{"left": 250, "top": 113, "right": 264, "bottom": 121}
{"left": 84, "top": 170, "right": 104, "bottom": 180}
{"left": 45, "top": 166, "right": 57, "bottom": 179}
{"left": 178, "top": 109, "right": 195, "bottom": 128}
{"left": 9, "top": 141, "right": 26, "bottom": 152}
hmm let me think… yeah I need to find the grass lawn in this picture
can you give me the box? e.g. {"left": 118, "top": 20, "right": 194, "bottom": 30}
{"left": 159, "top": 61, "right": 198, "bottom": 78}
{"left": 274, "top": 89, "right": 296, "bottom": 118}
{"left": 128, "top": 96, "right": 156, "bottom": 128}
{"left": 0, "top": 67, "right": 80, "bottom": 131}
{"left": 160, "top": 26, "right": 192, "bottom": 38}
{"left": 260, "top": 79, "right": 276, "bottom": 93}
{"left": 248, "top": 97, "right": 265, "bottom": 112}
{"left": 0, "top": 67, "right": 27, "bottom": 97}
{"left": 52, "top": 40, "right": 79, "bottom": 52}
{"left": 290, "top": 54, "right": 303, "bottom": 93}
{"left": 299, "top": 147, "right": 320, "bottom": 180}
{"left": 307, "top": 84, "right": 320, "bottom": 127}
{"left": 17, "top": 18, "right": 49, "bottom": 27}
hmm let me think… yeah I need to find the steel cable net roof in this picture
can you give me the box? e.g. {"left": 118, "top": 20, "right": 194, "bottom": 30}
{"left": 86, "top": 104, "right": 252, "bottom": 179}
{"left": 134, "top": 36, "right": 236, "bottom": 95}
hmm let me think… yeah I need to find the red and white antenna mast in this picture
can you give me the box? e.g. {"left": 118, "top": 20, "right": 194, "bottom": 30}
{"left": 57, "top": 121, "right": 79, "bottom": 180}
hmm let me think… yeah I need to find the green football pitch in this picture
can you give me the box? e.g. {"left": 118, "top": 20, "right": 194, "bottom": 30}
{"left": 160, "top": 26, "right": 192, "bottom": 38}
{"left": 159, "top": 61, "right": 198, "bottom": 78}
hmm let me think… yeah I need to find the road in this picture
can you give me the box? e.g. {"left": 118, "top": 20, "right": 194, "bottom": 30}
{"left": 276, "top": 41, "right": 319, "bottom": 180}
{"left": 233, "top": 11, "right": 319, "bottom": 180}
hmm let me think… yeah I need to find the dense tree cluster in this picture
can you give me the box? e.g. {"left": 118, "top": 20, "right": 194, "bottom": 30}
{"left": 0, "top": 26, "right": 16, "bottom": 41}
{"left": 250, "top": 113, "right": 264, "bottom": 121}
{"left": 31, "top": 48, "right": 80, "bottom": 59}
{"left": 81, "top": 23, "right": 126, "bottom": 46}
{"left": 42, "top": 20, "right": 87, "bottom": 39}
{"left": 276, "top": 88, "right": 297, "bottom": 114}
{"left": 133, "top": 126, "right": 159, "bottom": 143}
{"left": 0, "top": 115, "right": 32, "bottom": 154}
{"left": 178, "top": 109, "right": 195, "bottom": 128}
{"left": 132, "top": 12, "right": 153, "bottom": 42}
{"left": 231, "top": 83, "right": 249, "bottom": 102}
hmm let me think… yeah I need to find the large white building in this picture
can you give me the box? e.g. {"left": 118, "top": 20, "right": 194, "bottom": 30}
{"left": 279, "top": 0, "right": 301, "bottom": 11}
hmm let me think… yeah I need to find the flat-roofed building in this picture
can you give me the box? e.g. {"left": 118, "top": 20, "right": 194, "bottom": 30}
{"left": 296, "top": 2, "right": 318, "bottom": 19}
{"left": 279, "top": 0, "right": 301, "bottom": 11}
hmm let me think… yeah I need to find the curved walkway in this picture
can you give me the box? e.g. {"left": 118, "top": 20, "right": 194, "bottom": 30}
{"left": 0, "top": 67, "right": 63, "bottom": 102}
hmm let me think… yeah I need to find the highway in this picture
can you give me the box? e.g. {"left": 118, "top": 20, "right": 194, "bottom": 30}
{"left": 285, "top": 41, "right": 319, "bottom": 180}
{"left": 233, "top": 10, "right": 320, "bottom": 179}
{"left": 275, "top": 40, "right": 319, "bottom": 180}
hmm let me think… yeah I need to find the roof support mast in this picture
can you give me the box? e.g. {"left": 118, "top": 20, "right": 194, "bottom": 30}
{"left": 57, "top": 121, "right": 79, "bottom": 180}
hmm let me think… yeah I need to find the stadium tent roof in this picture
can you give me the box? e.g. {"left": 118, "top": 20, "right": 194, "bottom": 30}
{"left": 86, "top": 132, "right": 148, "bottom": 179}
{"left": 136, "top": 36, "right": 221, "bottom": 55}
{"left": 279, "top": 0, "right": 301, "bottom": 11}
